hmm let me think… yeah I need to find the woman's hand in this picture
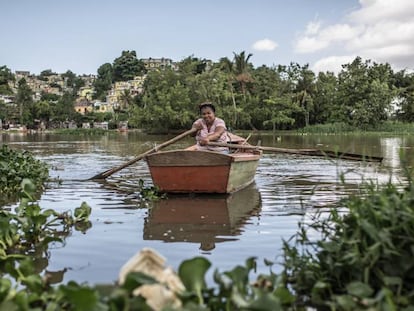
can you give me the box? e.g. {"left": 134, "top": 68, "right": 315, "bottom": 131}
{"left": 193, "top": 121, "right": 203, "bottom": 131}
{"left": 191, "top": 122, "right": 203, "bottom": 137}
{"left": 199, "top": 137, "right": 210, "bottom": 146}
{"left": 198, "top": 126, "right": 225, "bottom": 145}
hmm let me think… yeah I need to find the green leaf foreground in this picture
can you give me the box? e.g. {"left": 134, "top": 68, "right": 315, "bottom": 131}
{"left": 1, "top": 148, "right": 414, "bottom": 310}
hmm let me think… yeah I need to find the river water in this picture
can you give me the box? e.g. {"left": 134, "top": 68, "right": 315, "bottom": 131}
{"left": 0, "top": 131, "right": 411, "bottom": 286}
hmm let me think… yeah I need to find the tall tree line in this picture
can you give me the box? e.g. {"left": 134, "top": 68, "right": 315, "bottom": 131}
{"left": 131, "top": 54, "right": 414, "bottom": 132}
{"left": 1, "top": 51, "right": 414, "bottom": 131}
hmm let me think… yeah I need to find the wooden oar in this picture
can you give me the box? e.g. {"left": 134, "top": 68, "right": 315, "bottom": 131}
{"left": 207, "top": 142, "right": 383, "bottom": 163}
{"left": 89, "top": 128, "right": 198, "bottom": 180}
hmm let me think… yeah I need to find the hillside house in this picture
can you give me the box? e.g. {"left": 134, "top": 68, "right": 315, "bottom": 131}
{"left": 141, "top": 58, "right": 178, "bottom": 71}
{"left": 74, "top": 98, "right": 93, "bottom": 114}
{"left": 93, "top": 101, "right": 113, "bottom": 113}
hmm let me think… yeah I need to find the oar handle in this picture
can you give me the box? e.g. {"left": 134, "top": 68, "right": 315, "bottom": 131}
{"left": 207, "top": 142, "right": 383, "bottom": 162}
{"left": 89, "top": 128, "right": 198, "bottom": 180}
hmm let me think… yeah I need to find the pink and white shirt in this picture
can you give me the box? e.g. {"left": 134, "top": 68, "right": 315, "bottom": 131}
{"left": 192, "top": 117, "right": 228, "bottom": 152}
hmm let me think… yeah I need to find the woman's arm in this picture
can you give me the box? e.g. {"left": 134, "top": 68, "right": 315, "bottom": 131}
{"left": 191, "top": 120, "right": 203, "bottom": 137}
{"left": 199, "top": 126, "right": 225, "bottom": 145}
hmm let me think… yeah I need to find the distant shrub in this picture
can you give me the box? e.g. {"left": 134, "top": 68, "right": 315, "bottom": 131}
{"left": 373, "top": 121, "right": 414, "bottom": 133}
{"left": 53, "top": 128, "right": 108, "bottom": 135}
{"left": 301, "top": 121, "right": 414, "bottom": 135}
{"left": 300, "top": 122, "right": 354, "bottom": 134}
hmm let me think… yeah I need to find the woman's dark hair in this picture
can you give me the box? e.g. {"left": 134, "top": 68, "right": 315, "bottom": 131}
{"left": 199, "top": 102, "right": 216, "bottom": 113}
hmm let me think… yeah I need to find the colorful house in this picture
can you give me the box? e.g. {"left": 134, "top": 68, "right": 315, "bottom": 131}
{"left": 74, "top": 98, "right": 93, "bottom": 114}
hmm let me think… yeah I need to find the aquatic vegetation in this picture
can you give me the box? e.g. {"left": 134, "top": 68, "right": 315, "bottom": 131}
{"left": 3, "top": 176, "right": 413, "bottom": 310}
{"left": 1, "top": 147, "right": 413, "bottom": 310}
{"left": 137, "top": 178, "right": 166, "bottom": 202}
{"left": 0, "top": 144, "right": 49, "bottom": 205}
{"left": 0, "top": 179, "right": 92, "bottom": 309}
{"left": 281, "top": 177, "right": 414, "bottom": 310}
{"left": 300, "top": 121, "right": 414, "bottom": 135}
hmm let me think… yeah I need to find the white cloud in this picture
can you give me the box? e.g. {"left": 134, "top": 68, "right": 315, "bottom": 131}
{"left": 295, "top": 36, "right": 329, "bottom": 53}
{"left": 350, "top": 0, "right": 414, "bottom": 23}
{"left": 295, "top": 23, "right": 362, "bottom": 53}
{"left": 319, "top": 24, "right": 362, "bottom": 43}
{"left": 252, "top": 39, "right": 278, "bottom": 51}
{"left": 305, "top": 20, "right": 321, "bottom": 35}
{"left": 295, "top": 0, "right": 414, "bottom": 73}
{"left": 347, "top": 20, "right": 414, "bottom": 51}
{"left": 311, "top": 55, "right": 356, "bottom": 74}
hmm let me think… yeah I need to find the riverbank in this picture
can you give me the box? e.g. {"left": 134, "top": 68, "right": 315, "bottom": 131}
{"left": 299, "top": 121, "right": 414, "bottom": 134}
{"left": 2, "top": 120, "right": 414, "bottom": 136}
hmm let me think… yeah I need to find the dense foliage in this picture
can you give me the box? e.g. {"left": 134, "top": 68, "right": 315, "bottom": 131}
{"left": 0, "top": 179, "right": 93, "bottom": 310}
{"left": 113, "top": 50, "right": 146, "bottom": 82}
{"left": 0, "top": 145, "right": 49, "bottom": 205}
{"left": 2, "top": 52, "right": 414, "bottom": 132}
{"left": 116, "top": 55, "right": 414, "bottom": 132}
{"left": 282, "top": 177, "right": 414, "bottom": 310}
{"left": 0, "top": 65, "right": 14, "bottom": 95}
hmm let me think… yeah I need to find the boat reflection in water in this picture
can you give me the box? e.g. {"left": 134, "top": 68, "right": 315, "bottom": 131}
{"left": 143, "top": 184, "right": 261, "bottom": 251}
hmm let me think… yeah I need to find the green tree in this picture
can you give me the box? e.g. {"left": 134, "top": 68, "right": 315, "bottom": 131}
{"left": 139, "top": 69, "right": 193, "bottom": 131}
{"left": 217, "top": 57, "right": 238, "bottom": 127}
{"left": 38, "top": 69, "right": 56, "bottom": 81}
{"left": 118, "top": 89, "right": 133, "bottom": 111}
{"left": 0, "top": 65, "right": 14, "bottom": 95}
{"left": 190, "top": 68, "right": 220, "bottom": 102}
{"left": 93, "top": 63, "right": 113, "bottom": 100}
{"left": 51, "top": 92, "right": 76, "bottom": 122}
{"left": 62, "top": 70, "right": 77, "bottom": 87}
{"left": 393, "top": 70, "right": 414, "bottom": 122}
{"left": 249, "top": 65, "right": 283, "bottom": 130}
{"left": 178, "top": 56, "right": 208, "bottom": 75}
{"left": 312, "top": 71, "right": 337, "bottom": 124}
{"left": 262, "top": 95, "right": 302, "bottom": 131}
{"left": 0, "top": 101, "right": 9, "bottom": 122}
{"left": 34, "top": 100, "right": 51, "bottom": 122}
{"left": 62, "top": 70, "right": 85, "bottom": 95}
{"left": 294, "top": 64, "right": 316, "bottom": 127}
{"left": 337, "top": 57, "right": 393, "bottom": 129}
{"left": 233, "top": 51, "right": 254, "bottom": 97}
{"left": 113, "top": 50, "right": 146, "bottom": 82}
{"left": 15, "top": 78, "right": 34, "bottom": 125}
{"left": 40, "top": 92, "right": 60, "bottom": 102}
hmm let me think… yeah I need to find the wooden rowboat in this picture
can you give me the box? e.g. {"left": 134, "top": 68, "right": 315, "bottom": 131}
{"left": 145, "top": 137, "right": 261, "bottom": 194}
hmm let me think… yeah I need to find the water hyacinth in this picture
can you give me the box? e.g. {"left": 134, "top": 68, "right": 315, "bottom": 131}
{"left": 0, "top": 144, "right": 49, "bottom": 205}
{"left": 282, "top": 178, "right": 414, "bottom": 310}
{"left": 1, "top": 145, "right": 414, "bottom": 310}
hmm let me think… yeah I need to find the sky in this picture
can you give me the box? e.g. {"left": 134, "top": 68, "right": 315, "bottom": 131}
{"left": 2, "top": 0, "right": 414, "bottom": 76}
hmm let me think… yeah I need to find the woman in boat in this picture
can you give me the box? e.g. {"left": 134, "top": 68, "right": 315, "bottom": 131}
{"left": 191, "top": 102, "right": 229, "bottom": 153}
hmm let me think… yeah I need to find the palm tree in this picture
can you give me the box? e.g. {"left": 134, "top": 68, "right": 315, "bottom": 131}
{"left": 219, "top": 57, "right": 238, "bottom": 126}
{"left": 119, "top": 89, "right": 133, "bottom": 111}
{"left": 233, "top": 51, "right": 253, "bottom": 97}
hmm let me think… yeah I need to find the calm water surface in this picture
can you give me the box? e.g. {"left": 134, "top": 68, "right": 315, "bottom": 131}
{"left": 0, "top": 131, "right": 411, "bottom": 285}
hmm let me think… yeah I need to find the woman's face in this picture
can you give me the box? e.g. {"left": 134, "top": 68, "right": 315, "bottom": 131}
{"left": 201, "top": 107, "right": 215, "bottom": 124}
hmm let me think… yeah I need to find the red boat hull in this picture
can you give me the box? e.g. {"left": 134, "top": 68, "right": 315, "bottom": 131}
{"left": 146, "top": 150, "right": 261, "bottom": 193}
